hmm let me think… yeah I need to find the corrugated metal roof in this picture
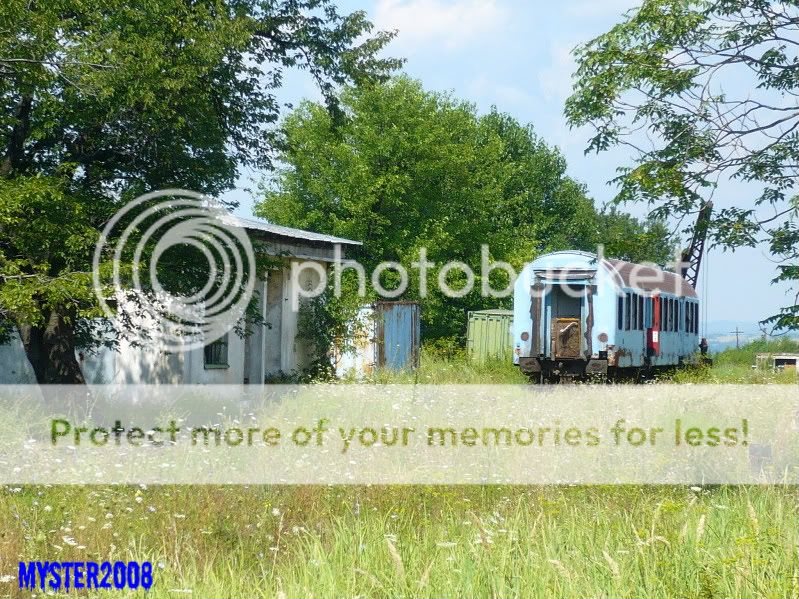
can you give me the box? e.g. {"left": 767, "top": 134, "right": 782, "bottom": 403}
{"left": 221, "top": 214, "right": 362, "bottom": 246}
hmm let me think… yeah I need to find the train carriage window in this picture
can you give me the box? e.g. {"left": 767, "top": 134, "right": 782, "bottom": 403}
{"left": 649, "top": 297, "right": 654, "bottom": 329}
{"left": 694, "top": 303, "right": 699, "bottom": 334}
{"left": 667, "top": 298, "right": 673, "bottom": 332}
{"left": 617, "top": 295, "right": 624, "bottom": 330}
{"left": 686, "top": 301, "right": 691, "bottom": 333}
{"left": 672, "top": 299, "right": 677, "bottom": 332}
{"left": 625, "top": 293, "right": 631, "bottom": 330}
{"left": 637, "top": 295, "right": 644, "bottom": 330}
{"left": 670, "top": 298, "right": 679, "bottom": 333}
{"left": 636, "top": 294, "right": 642, "bottom": 330}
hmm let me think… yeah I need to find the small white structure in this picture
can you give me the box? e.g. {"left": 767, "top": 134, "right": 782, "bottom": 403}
{"left": 331, "top": 301, "right": 421, "bottom": 379}
{"left": 755, "top": 352, "right": 799, "bottom": 373}
{"left": 0, "top": 217, "right": 360, "bottom": 385}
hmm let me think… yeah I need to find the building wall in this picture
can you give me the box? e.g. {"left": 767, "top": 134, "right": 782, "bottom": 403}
{"left": 0, "top": 332, "right": 37, "bottom": 383}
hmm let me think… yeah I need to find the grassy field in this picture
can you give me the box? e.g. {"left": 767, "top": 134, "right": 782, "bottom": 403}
{"left": 1, "top": 485, "right": 797, "bottom": 598}
{"left": 1, "top": 340, "right": 797, "bottom": 598}
{"left": 351, "top": 338, "right": 799, "bottom": 385}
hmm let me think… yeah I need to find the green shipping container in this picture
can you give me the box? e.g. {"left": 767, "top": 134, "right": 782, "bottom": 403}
{"left": 467, "top": 309, "right": 514, "bottom": 362}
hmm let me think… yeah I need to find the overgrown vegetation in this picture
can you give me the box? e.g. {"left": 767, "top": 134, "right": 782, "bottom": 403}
{"left": 566, "top": 0, "right": 799, "bottom": 332}
{"left": 0, "top": 0, "right": 399, "bottom": 383}
{"left": 669, "top": 338, "right": 799, "bottom": 384}
{"left": 330, "top": 339, "right": 799, "bottom": 385}
{"left": 257, "top": 77, "right": 674, "bottom": 343}
{"left": 2, "top": 485, "right": 795, "bottom": 598}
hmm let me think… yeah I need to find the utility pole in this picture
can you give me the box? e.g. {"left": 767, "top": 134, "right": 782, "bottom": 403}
{"left": 730, "top": 327, "right": 743, "bottom": 349}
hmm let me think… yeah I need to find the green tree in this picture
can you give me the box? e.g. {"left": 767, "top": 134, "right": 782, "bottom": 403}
{"left": 257, "top": 77, "right": 672, "bottom": 340}
{"left": 0, "top": 0, "right": 399, "bottom": 383}
{"left": 566, "top": 0, "right": 799, "bottom": 331}
{"left": 596, "top": 208, "right": 674, "bottom": 265}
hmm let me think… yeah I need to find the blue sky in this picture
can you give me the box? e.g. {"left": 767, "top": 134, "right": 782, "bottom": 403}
{"left": 229, "top": 0, "right": 796, "bottom": 329}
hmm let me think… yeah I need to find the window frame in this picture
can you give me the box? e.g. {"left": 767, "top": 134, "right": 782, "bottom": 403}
{"left": 203, "top": 333, "right": 230, "bottom": 369}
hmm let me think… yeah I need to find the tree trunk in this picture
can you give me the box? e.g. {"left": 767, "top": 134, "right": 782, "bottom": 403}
{"left": 18, "top": 311, "right": 85, "bottom": 384}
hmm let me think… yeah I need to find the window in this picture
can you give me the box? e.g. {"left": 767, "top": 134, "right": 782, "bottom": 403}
{"left": 694, "top": 302, "right": 700, "bottom": 334}
{"left": 204, "top": 334, "right": 229, "bottom": 368}
{"left": 638, "top": 295, "right": 645, "bottom": 330}
{"left": 672, "top": 299, "right": 677, "bottom": 332}
{"left": 666, "top": 298, "right": 673, "bottom": 332}
{"left": 685, "top": 301, "right": 691, "bottom": 333}
{"left": 625, "top": 293, "right": 632, "bottom": 331}
{"left": 617, "top": 295, "right": 624, "bottom": 330}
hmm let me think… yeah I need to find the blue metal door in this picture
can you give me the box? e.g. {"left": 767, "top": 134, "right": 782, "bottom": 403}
{"left": 376, "top": 302, "right": 420, "bottom": 370}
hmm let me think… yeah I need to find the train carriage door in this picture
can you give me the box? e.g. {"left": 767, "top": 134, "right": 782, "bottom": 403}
{"left": 648, "top": 294, "right": 661, "bottom": 357}
{"left": 550, "top": 284, "right": 582, "bottom": 359}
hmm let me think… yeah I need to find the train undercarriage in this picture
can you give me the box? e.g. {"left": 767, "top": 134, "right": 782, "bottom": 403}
{"left": 517, "top": 355, "right": 709, "bottom": 384}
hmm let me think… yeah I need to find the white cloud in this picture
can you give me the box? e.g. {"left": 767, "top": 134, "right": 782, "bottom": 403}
{"left": 537, "top": 42, "right": 576, "bottom": 103}
{"left": 565, "top": 0, "right": 639, "bottom": 19}
{"left": 374, "top": 0, "right": 508, "bottom": 51}
{"left": 468, "top": 75, "right": 535, "bottom": 109}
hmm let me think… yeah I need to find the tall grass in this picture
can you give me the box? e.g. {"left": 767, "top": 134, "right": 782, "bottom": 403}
{"left": 2, "top": 342, "right": 797, "bottom": 597}
{"left": 671, "top": 339, "right": 799, "bottom": 384}
{"left": 2, "top": 485, "right": 796, "bottom": 598}
{"left": 339, "top": 349, "right": 529, "bottom": 384}
{"left": 339, "top": 342, "right": 799, "bottom": 385}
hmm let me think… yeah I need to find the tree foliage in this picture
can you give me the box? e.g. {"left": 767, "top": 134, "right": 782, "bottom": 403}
{"left": 0, "top": 0, "right": 399, "bottom": 382}
{"left": 565, "top": 0, "right": 799, "bottom": 331}
{"left": 258, "top": 77, "right": 673, "bottom": 340}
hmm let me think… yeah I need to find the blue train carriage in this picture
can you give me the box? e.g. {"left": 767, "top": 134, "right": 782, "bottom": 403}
{"left": 512, "top": 251, "right": 701, "bottom": 381}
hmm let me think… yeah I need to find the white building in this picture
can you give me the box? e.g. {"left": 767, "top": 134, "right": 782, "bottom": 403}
{"left": 0, "top": 218, "right": 360, "bottom": 385}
